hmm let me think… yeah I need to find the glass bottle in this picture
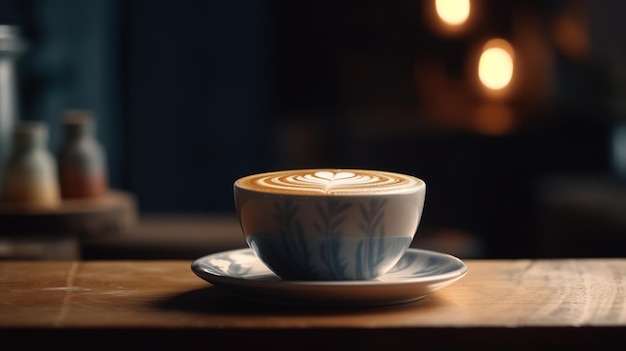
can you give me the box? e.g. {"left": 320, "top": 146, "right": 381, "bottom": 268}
{"left": 0, "top": 25, "right": 26, "bottom": 189}
{"left": 1, "top": 121, "right": 60, "bottom": 208}
{"left": 57, "top": 110, "right": 108, "bottom": 199}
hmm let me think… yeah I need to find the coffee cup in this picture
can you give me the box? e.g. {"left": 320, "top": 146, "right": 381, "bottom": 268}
{"left": 233, "top": 169, "right": 426, "bottom": 281}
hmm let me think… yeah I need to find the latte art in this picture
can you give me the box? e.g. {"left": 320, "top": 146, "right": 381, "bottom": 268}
{"left": 236, "top": 169, "right": 422, "bottom": 195}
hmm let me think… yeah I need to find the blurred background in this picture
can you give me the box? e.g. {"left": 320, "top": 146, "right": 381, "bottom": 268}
{"left": 1, "top": 0, "right": 626, "bottom": 260}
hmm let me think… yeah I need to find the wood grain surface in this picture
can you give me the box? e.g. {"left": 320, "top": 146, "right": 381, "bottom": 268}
{"left": 1, "top": 259, "right": 625, "bottom": 349}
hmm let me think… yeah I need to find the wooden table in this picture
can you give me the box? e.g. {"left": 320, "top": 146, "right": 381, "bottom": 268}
{"left": 1, "top": 259, "right": 625, "bottom": 350}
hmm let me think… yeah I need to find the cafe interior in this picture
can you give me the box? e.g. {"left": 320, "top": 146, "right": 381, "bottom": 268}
{"left": 1, "top": 0, "right": 626, "bottom": 261}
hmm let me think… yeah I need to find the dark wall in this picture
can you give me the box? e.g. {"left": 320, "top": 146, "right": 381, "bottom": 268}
{"left": 3, "top": 0, "right": 624, "bottom": 258}
{"left": 123, "top": 0, "right": 268, "bottom": 213}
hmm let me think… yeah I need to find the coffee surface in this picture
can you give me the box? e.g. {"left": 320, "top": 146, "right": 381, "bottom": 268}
{"left": 235, "top": 169, "right": 423, "bottom": 195}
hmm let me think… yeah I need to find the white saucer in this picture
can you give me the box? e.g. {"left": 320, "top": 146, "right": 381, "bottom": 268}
{"left": 191, "top": 248, "right": 468, "bottom": 307}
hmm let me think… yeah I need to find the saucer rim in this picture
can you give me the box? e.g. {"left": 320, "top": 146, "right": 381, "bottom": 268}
{"left": 191, "top": 248, "right": 468, "bottom": 306}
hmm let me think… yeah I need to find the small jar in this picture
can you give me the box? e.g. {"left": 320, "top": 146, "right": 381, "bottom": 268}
{"left": 57, "top": 110, "right": 108, "bottom": 199}
{"left": 1, "top": 121, "right": 61, "bottom": 208}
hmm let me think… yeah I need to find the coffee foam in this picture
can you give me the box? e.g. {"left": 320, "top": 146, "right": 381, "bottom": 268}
{"left": 235, "top": 169, "right": 423, "bottom": 195}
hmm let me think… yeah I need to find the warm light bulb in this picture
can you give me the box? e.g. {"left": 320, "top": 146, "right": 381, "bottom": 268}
{"left": 478, "top": 39, "right": 514, "bottom": 91}
{"left": 435, "top": 0, "right": 471, "bottom": 26}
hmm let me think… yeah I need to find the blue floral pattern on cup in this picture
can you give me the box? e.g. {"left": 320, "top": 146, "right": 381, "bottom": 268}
{"left": 248, "top": 198, "right": 410, "bottom": 280}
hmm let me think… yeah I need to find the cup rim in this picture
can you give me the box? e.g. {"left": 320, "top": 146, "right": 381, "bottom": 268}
{"left": 234, "top": 168, "right": 426, "bottom": 196}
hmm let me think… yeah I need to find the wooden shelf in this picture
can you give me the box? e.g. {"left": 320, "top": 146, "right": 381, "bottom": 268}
{"left": 0, "top": 190, "right": 137, "bottom": 239}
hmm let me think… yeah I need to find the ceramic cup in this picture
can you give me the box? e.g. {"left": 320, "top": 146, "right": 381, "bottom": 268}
{"left": 233, "top": 169, "right": 426, "bottom": 281}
